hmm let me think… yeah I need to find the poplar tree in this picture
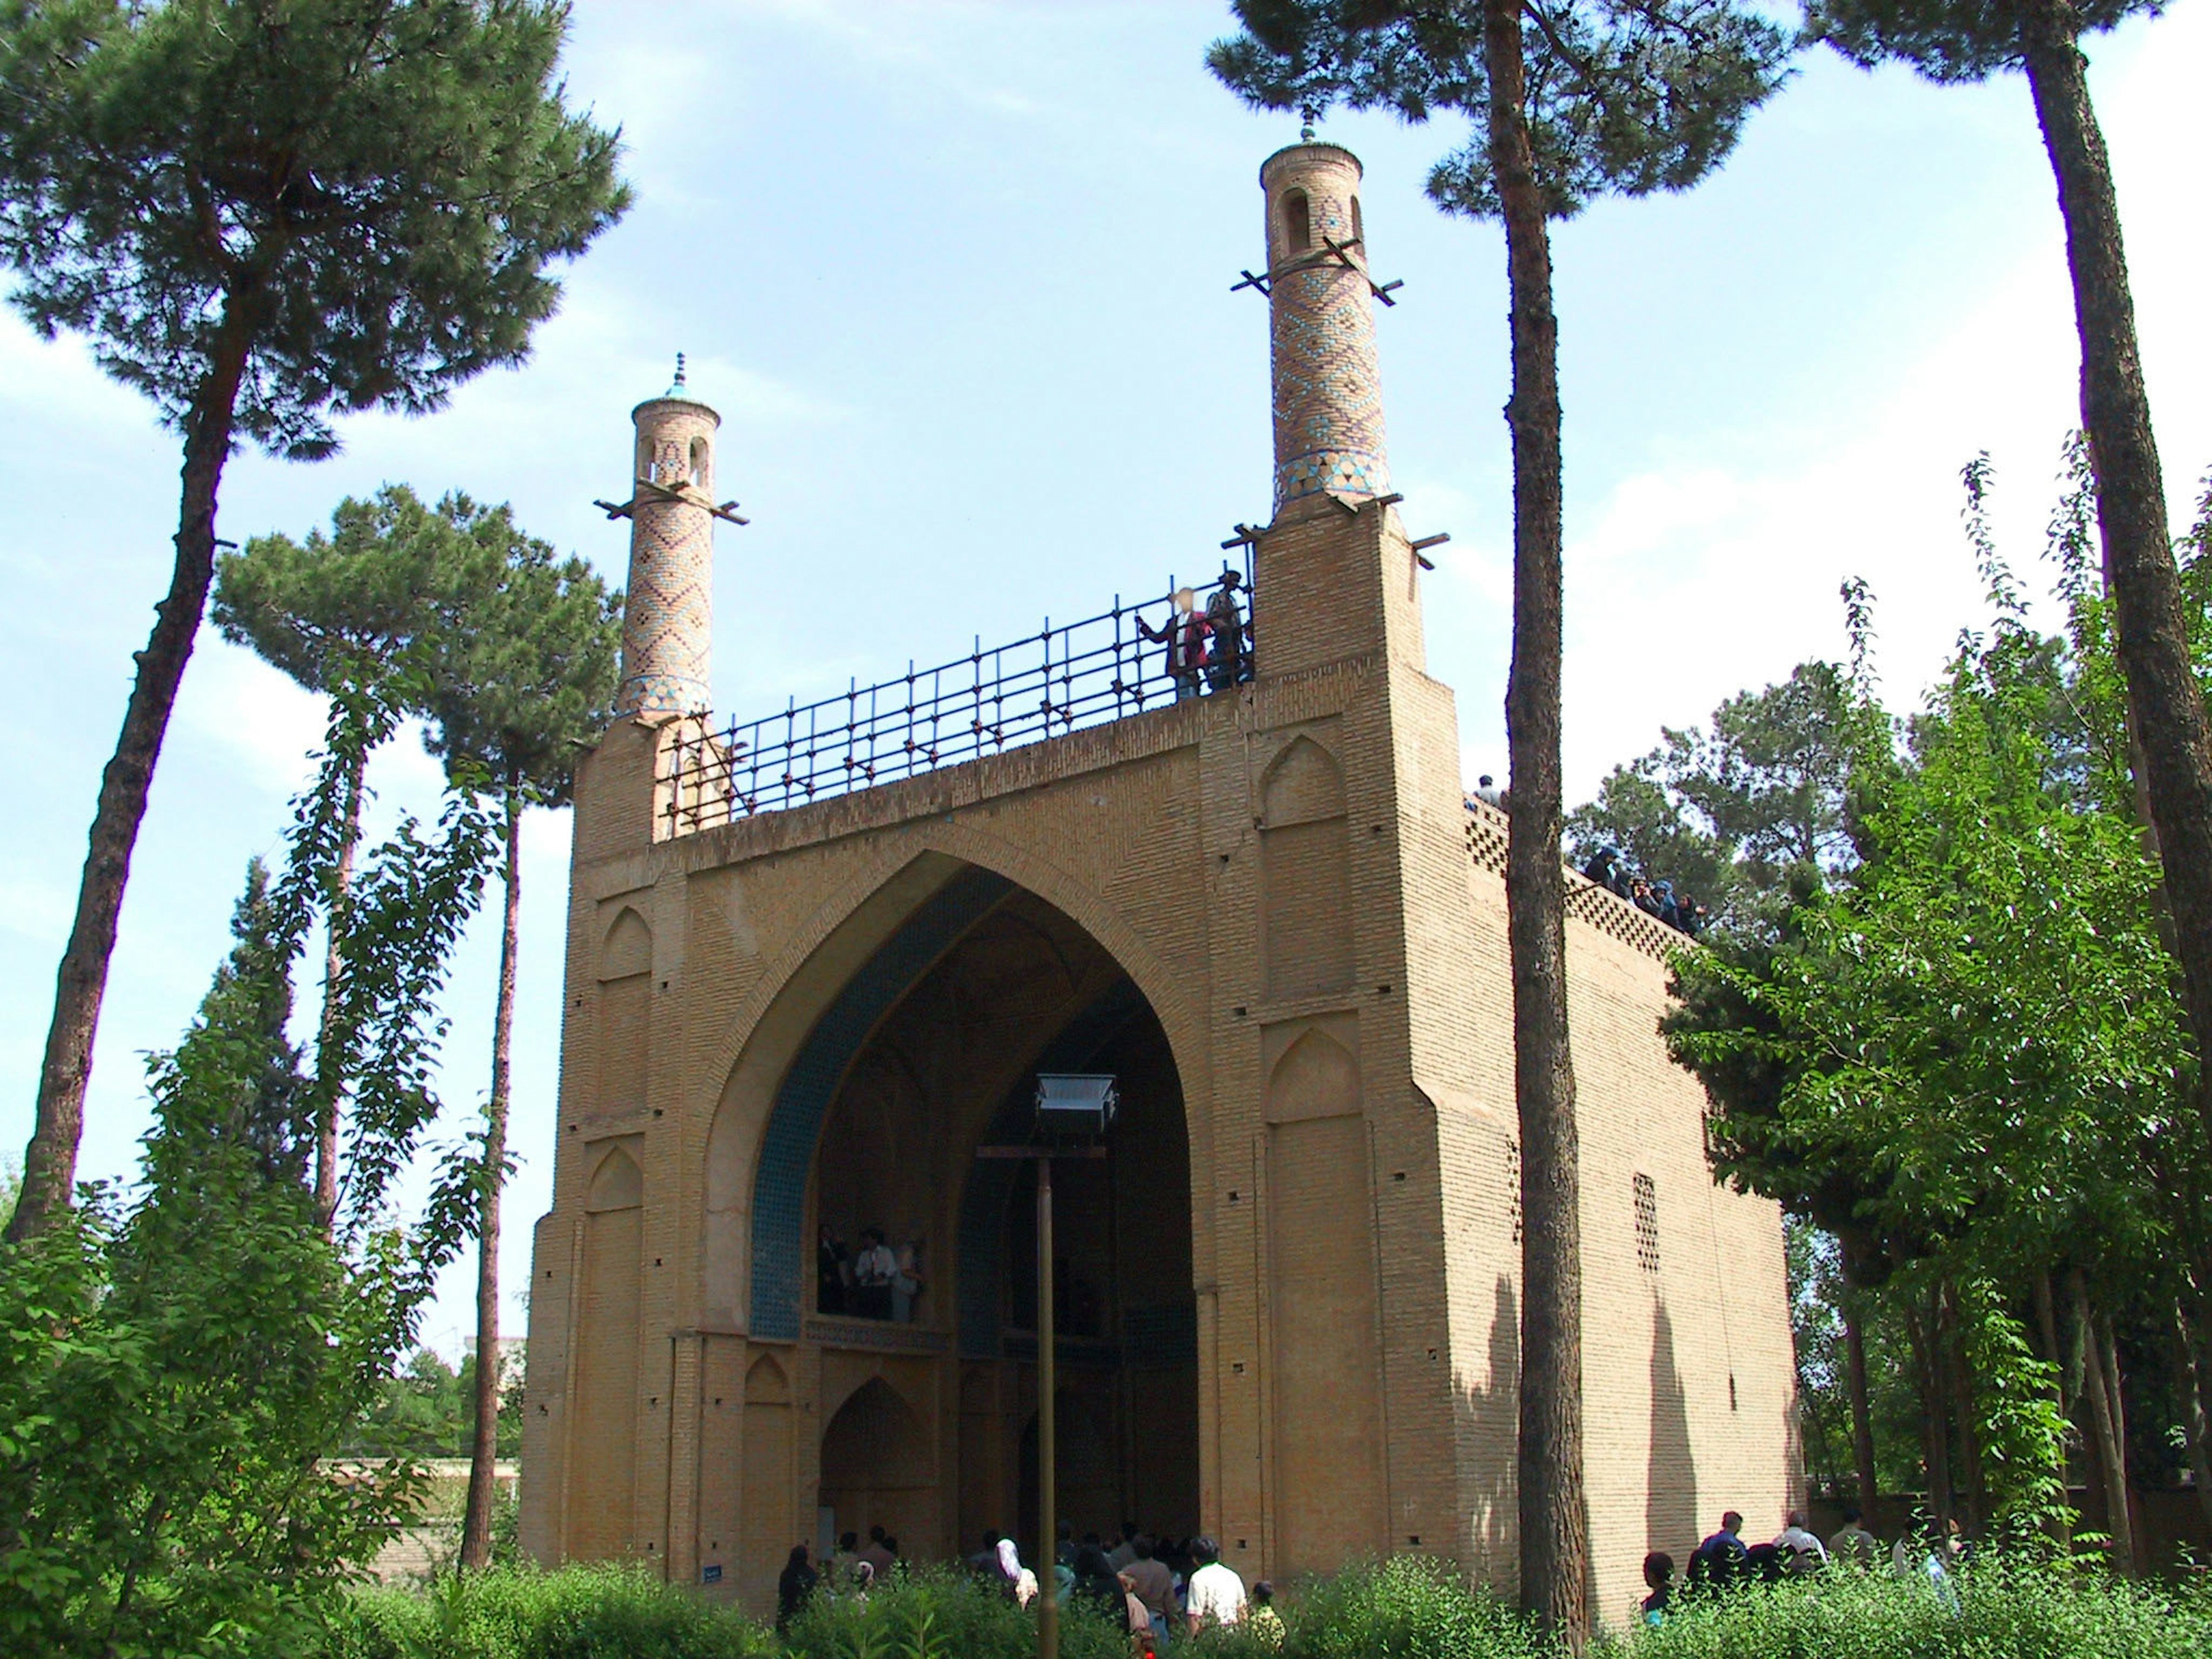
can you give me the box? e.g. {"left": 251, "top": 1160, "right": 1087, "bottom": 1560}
{"left": 1211, "top": 4, "right": 1791, "bottom": 1645}
{"left": 0, "top": 0, "right": 629, "bottom": 1242}
{"left": 213, "top": 486, "right": 452, "bottom": 1228}
{"left": 416, "top": 503, "right": 620, "bottom": 1571}
{"left": 1806, "top": 0, "right": 2212, "bottom": 1368}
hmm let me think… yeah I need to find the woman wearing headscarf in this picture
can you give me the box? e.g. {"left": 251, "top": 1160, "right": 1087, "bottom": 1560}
{"left": 777, "top": 1543, "right": 817, "bottom": 1632}
{"left": 997, "top": 1536, "right": 1040, "bottom": 1608}
{"left": 1073, "top": 1546, "right": 1132, "bottom": 1630}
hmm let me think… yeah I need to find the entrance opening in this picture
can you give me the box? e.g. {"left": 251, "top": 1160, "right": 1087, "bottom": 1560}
{"left": 819, "top": 1378, "right": 934, "bottom": 1562}
{"left": 805, "top": 883, "right": 1198, "bottom": 1563}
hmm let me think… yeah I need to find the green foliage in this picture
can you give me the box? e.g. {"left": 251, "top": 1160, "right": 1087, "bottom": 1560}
{"left": 1662, "top": 449, "right": 2212, "bottom": 1539}
{"left": 417, "top": 494, "right": 623, "bottom": 805}
{"left": 329, "top": 1564, "right": 778, "bottom": 1659}
{"left": 1566, "top": 661, "right": 1870, "bottom": 929}
{"left": 215, "top": 487, "right": 460, "bottom": 701}
{"left": 1630, "top": 1557, "right": 2212, "bottom": 1658}
{"left": 0, "top": 0, "right": 629, "bottom": 459}
{"left": 0, "top": 883, "right": 430, "bottom": 1655}
{"left": 0, "top": 687, "right": 499, "bottom": 1651}
{"left": 1272, "top": 1556, "right": 1554, "bottom": 1659}
{"left": 781, "top": 1566, "right": 1132, "bottom": 1659}
{"left": 268, "top": 692, "right": 502, "bottom": 1243}
{"left": 296, "top": 1558, "right": 2212, "bottom": 1659}
{"left": 1206, "top": 0, "right": 1794, "bottom": 220}
{"left": 342, "top": 1349, "right": 523, "bottom": 1461}
{"left": 1806, "top": 0, "right": 2160, "bottom": 85}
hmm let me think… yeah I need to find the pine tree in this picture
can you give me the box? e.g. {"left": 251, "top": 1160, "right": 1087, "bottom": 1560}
{"left": 1210, "top": 4, "right": 1791, "bottom": 1645}
{"left": 0, "top": 0, "right": 628, "bottom": 1241}
{"left": 415, "top": 501, "right": 621, "bottom": 1571}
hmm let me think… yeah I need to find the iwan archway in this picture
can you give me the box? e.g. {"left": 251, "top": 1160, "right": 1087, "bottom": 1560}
{"left": 694, "top": 859, "right": 1200, "bottom": 1607}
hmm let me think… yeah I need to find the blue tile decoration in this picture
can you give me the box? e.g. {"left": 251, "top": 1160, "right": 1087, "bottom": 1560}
{"left": 748, "top": 867, "right": 1013, "bottom": 1340}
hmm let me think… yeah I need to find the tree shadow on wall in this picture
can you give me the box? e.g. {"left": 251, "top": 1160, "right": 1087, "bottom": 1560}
{"left": 1648, "top": 1296, "right": 1698, "bottom": 1567}
{"left": 1453, "top": 1275, "right": 1520, "bottom": 1597}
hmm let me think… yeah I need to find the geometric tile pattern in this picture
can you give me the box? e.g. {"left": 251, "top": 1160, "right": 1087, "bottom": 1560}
{"left": 619, "top": 400, "right": 719, "bottom": 717}
{"left": 747, "top": 868, "right": 1013, "bottom": 1342}
{"left": 1264, "top": 144, "right": 1391, "bottom": 511}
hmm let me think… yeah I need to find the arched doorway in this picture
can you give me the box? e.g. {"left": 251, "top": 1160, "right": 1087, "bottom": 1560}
{"left": 787, "top": 878, "right": 1199, "bottom": 1565}
{"left": 819, "top": 1377, "right": 936, "bottom": 1560}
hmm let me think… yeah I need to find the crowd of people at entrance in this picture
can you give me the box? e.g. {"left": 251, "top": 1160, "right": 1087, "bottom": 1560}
{"left": 1137, "top": 571, "right": 1253, "bottom": 702}
{"left": 777, "top": 1520, "right": 1279, "bottom": 1650}
{"left": 980, "top": 1523, "right": 1275, "bottom": 1652}
{"left": 1637, "top": 1507, "right": 1968, "bottom": 1627}
{"left": 816, "top": 1224, "right": 926, "bottom": 1323}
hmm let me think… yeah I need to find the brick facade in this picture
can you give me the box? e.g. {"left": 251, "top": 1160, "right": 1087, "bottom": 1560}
{"left": 520, "top": 143, "right": 1794, "bottom": 1632}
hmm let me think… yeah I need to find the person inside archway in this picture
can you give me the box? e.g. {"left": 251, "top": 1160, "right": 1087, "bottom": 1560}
{"left": 852, "top": 1226, "right": 896, "bottom": 1320}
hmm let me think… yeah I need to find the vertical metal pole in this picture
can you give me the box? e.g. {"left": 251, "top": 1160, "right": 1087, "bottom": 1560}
{"left": 1037, "top": 1156, "right": 1058, "bottom": 1659}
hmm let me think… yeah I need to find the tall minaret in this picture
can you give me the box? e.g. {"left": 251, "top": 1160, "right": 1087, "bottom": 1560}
{"left": 1262, "top": 141, "right": 1391, "bottom": 513}
{"left": 617, "top": 358, "right": 721, "bottom": 718}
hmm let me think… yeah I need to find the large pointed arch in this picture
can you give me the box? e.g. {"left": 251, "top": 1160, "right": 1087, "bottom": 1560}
{"left": 697, "top": 824, "right": 1209, "bottom": 1339}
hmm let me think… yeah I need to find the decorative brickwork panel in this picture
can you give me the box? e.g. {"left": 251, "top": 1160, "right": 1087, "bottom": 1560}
{"left": 619, "top": 397, "right": 719, "bottom": 717}
{"left": 1263, "top": 145, "right": 1391, "bottom": 510}
{"left": 1633, "top": 1172, "right": 1661, "bottom": 1274}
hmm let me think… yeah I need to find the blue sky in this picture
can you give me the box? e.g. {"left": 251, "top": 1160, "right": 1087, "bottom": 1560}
{"left": 2, "top": 0, "right": 2207, "bottom": 1354}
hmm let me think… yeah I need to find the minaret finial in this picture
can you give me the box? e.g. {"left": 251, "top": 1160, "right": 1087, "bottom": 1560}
{"left": 673, "top": 351, "right": 687, "bottom": 388}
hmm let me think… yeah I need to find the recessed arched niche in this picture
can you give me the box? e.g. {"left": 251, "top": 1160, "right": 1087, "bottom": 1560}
{"left": 1259, "top": 734, "right": 1353, "bottom": 1001}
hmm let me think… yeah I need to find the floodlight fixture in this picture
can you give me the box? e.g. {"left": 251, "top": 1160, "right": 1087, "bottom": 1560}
{"left": 1034, "top": 1073, "right": 1118, "bottom": 1141}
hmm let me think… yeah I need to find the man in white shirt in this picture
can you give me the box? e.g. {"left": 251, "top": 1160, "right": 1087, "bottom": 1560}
{"left": 1775, "top": 1509, "right": 1830, "bottom": 1573}
{"left": 1184, "top": 1535, "right": 1247, "bottom": 1634}
{"left": 852, "top": 1227, "right": 897, "bottom": 1320}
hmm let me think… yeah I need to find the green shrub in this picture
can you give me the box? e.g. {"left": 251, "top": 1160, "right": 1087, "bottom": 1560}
{"left": 782, "top": 1564, "right": 1130, "bottom": 1659}
{"left": 325, "top": 1563, "right": 776, "bottom": 1659}
{"left": 1272, "top": 1556, "right": 1556, "bottom": 1659}
{"left": 1627, "top": 1559, "right": 2212, "bottom": 1659}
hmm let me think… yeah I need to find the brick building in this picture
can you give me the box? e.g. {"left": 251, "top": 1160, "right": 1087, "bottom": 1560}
{"left": 520, "top": 139, "right": 1796, "bottom": 1627}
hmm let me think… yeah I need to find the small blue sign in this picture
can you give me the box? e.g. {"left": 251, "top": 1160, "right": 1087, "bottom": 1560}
{"left": 702, "top": 1563, "right": 723, "bottom": 1584}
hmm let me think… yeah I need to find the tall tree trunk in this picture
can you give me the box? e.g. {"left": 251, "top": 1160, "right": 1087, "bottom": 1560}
{"left": 312, "top": 742, "right": 370, "bottom": 1232}
{"left": 9, "top": 307, "right": 255, "bottom": 1243}
{"left": 2074, "top": 1277, "right": 2137, "bottom": 1573}
{"left": 2020, "top": 0, "right": 2212, "bottom": 1155}
{"left": 2178, "top": 1301, "right": 2212, "bottom": 1535}
{"left": 2032, "top": 1269, "right": 2077, "bottom": 1546}
{"left": 1481, "top": 0, "right": 1586, "bottom": 1646}
{"left": 1909, "top": 1301, "right": 1953, "bottom": 1525}
{"left": 1942, "top": 1286, "right": 1987, "bottom": 1533}
{"left": 1839, "top": 1239, "right": 1880, "bottom": 1517}
{"left": 1843, "top": 1301, "right": 1879, "bottom": 1517}
{"left": 460, "top": 786, "right": 524, "bottom": 1571}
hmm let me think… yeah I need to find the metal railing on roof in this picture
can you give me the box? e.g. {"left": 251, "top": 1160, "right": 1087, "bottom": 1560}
{"left": 658, "top": 558, "right": 1256, "bottom": 835}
